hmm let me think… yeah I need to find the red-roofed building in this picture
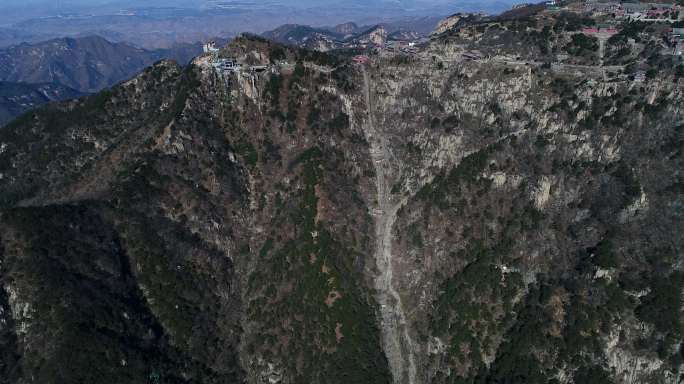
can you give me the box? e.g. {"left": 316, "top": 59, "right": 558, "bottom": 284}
{"left": 583, "top": 25, "right": 617, "bottom": 36}
{"left": 353, "top": 55, "right": 370, "bottom": 65}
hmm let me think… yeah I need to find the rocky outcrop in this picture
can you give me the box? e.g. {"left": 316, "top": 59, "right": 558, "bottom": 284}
{"left": 432, "top": 14, "right": 462, "bottom": 35}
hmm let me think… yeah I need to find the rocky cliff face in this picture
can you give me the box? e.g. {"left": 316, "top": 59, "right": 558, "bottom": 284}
{"left": 368, "top": 43, "right": 684, "bottom": 383}
{"left": 433, "top": 14, "right": 463, "bottom": 36}
{"left": 354, "top": 25, "right": 389, "bottom": 47}
{"left": 0, "top": 32, "right": 682, "bottom": 384}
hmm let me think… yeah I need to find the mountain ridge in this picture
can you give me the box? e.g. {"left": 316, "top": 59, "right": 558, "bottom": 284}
{"left": 0, "top": 6, "right": 682, "bottom": 383}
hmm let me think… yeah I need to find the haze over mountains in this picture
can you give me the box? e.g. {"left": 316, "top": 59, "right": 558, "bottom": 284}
{"left": 0, "top": 0, "right": 517, "bottom": 49}
{"left": 0, "top": 0, "right": 511, "bottom": 125}
{"left": 0, "top": 35, "right": 202, "bottom": 125}
{"left": 0, "top": 36, "right": 201, "bottom": 93}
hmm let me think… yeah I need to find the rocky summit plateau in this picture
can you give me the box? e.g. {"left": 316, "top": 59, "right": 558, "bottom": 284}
{"left": 0, "top": 2, "right": 683, "bottom": 384}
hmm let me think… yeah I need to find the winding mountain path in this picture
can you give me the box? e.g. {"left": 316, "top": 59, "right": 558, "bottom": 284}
{"left": 361, "top": 67, "right": 417, "bottom": 384}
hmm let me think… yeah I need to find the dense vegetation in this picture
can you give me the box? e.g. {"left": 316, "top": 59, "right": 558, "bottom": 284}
{"left": 245, "top": 147, "right": 390, "bottom": 383}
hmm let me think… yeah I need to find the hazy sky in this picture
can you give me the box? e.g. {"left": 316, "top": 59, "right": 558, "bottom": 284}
{"left": 2, "top": 0, "right": 517, "bottom": 23}
{"left": 3, "top": 0, "right": 506, "bottom": 8}
{"left": 0, "top": 0, "right": 516, "bottom": 46}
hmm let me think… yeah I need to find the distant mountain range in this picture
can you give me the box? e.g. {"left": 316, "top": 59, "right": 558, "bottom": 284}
{"left": 262, "top": 25, "right": 345, "bottom": 51}
{"left": 0, "top": 2, "right": 516, "bottom": 49}
{"left": 0, "top": 36, "right": 202, "bottom": 94}
{"left": 0, "top": 81, "right": 83, "bottom": 127}
{"left": 0, "top": 27, "right": 48, "bottom": 48}
{"left": 0, "top": 35, "right": 203, "bottom": 126}
{"left": 262, "top": 17, "right": 442, "bottom": 50}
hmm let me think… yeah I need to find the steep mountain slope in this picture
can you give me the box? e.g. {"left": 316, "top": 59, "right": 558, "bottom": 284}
{"left": 350, "top": 25, "right": 389, "bottom": 46}
{"left": 0, "top": 60, "right": 246, "bottom": 383}
{"left": 0, "top": 81, "right": 83, "bottom": 126}
{"left": 368, "top": 52, "right": 683, "bottom": 383}
{"left": 0, "top": 39, "right": 391, "bottom": 383}
{"left": 432, "top": 13, "right": 480, "bottom": 35}
{"left": 0, "top": 36, "right": 201, "bottom": 93}
{"left": 0, "top": 26, "right": 682, "bottom": 384}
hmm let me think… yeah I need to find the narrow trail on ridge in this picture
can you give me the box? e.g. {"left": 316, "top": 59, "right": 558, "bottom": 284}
{"left": 361, "top": 67, "right": 417, "bottom": 384}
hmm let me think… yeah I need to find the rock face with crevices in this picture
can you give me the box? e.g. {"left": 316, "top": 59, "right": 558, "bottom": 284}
{"left": 0, "top": 23, "right": 682, "bottom": 384}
